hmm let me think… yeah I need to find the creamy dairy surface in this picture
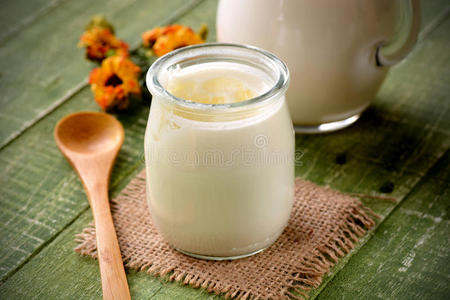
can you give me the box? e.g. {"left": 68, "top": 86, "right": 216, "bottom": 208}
{"left": 145, "top": 62, "right": 294, "bottom": 257}
{"left": 166, "top": 63, "right": 265, "bottom": 104}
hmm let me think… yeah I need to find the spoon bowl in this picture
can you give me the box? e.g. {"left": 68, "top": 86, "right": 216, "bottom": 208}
{"left": 55, "top": 112, "right": 124, "bottom": 154}
{"left": 54, "top": 111, "right": 130, "bottom": 300}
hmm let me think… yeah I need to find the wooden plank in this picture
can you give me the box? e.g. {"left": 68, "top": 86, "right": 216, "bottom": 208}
{"left": 316, "top": 150, "right": 450, "bottom": 300}
{"left": 305, "top": 15, "right": 450, "bottom": 299}
{"left": 0, "top": 0, "right": 201, "bottom": 149}
{"left": 0, "top": 209, "right": 224, "bottom": 299}
{"left": 0, "top": 87, "right": 145, "bottom": 281}
{"left": 420, "top": 0, "right": 450, "bottom": 27}
{"left": 0, "top": 0, "right": 214, "bottom": 282}
{"left": 0, "top": 1, "right": 449, "bottom": 299}
{"left": 0, "top": 0, "right": 68, "bottom": 43}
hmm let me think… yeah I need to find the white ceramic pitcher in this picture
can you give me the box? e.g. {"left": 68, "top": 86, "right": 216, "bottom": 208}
{"left": 217, "top": 0, "right": 421, "bottom": 132}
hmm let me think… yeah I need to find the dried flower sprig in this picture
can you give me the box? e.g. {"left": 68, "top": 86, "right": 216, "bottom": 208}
{"left": 80, "top": 15, "right": 208, "bottom": 112}
{"left": 79, "top": 15, "right": 129, "bottom": 63}
{"left": 142, "top": 24, "right": 206, "bottom": 57}
{"left": 89, "top": 56, "right": 141, "bottom": 112}
{"left": 85, "top": 15, "right": 115, "bottom": 34}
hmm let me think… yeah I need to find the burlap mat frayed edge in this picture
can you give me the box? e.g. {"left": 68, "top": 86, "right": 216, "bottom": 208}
{"left": 74, "top": 175, "right": 379, "bottom": 300}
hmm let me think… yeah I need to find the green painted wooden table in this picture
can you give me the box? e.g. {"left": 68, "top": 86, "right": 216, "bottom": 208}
{"left": 0, "top": 0, "right": 449, "bottom": 299}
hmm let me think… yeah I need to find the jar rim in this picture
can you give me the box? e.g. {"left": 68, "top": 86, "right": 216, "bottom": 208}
{"left": 146, "top": 43, "right": 290, "bottom": 110}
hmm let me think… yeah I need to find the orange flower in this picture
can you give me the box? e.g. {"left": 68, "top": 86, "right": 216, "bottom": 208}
{"left": 89, "top": 56, "right": 141, "bottom": 111}
{"left": 142, "top": 24, "right": 205, "bottom": 57}
{"left": 79, "top": 27, "right": 129, "bottom": 62}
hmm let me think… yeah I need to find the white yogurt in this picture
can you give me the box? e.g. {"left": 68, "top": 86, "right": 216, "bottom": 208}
{"left": 145, "top": 45, "right": 294, "bottom": 258}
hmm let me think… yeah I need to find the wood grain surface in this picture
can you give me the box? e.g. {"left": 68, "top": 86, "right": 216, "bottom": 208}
{"left": 0, "top": 0, "right": 448, "bottom": 299}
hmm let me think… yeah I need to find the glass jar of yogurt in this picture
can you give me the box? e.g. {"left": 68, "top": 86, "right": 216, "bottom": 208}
{"left": 145, "top": 43, "right": 294, "bottom": 260}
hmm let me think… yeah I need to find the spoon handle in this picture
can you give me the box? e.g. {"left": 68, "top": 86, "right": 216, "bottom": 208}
{"left": 89, "top": 184, "right": 131, "bottom": 300}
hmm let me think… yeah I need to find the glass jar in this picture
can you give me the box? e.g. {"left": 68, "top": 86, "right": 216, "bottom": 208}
{"left": 145, "top": 43, "right": 294, "bottom": 260}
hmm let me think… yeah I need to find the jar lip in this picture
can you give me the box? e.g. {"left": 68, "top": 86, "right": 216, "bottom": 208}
{"left": 146, "top": 43, "right": 289, "bottom": 110}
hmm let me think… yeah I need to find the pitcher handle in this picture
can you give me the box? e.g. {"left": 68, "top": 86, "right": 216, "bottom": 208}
{"left": 376, "top": 0, "right": 421, "bottom": 67}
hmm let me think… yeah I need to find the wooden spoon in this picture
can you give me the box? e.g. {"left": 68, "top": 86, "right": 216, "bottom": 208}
{"left": 54, "top": 111, "right": 130, "bottom": 300}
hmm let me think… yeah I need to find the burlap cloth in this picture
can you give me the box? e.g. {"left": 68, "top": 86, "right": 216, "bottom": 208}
{"left": 75, "top": 170, "right": 378, "bottom": 299}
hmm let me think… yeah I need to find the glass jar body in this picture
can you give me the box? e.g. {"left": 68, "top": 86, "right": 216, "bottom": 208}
{"left": 145, "top": 44, "right": 294, "bottom": 259}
